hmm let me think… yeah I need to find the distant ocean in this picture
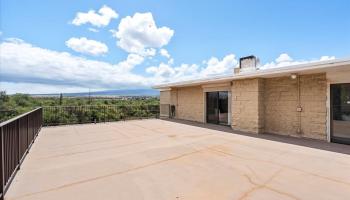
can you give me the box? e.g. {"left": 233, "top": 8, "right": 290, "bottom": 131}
{"left": 31, "top": 89, "right": 160, "bottom": 97}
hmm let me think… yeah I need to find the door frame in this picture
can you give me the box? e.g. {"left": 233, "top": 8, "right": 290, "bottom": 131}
{"left": 202, "top": 83, "right": 231, "bottom": 125}
{"left": 205, "top": 91, "right": 220, "bottom": 124}
{"left": 205, "top": 91, "right": 230, "bottom": 125}
{"left": 326, "top": 69, "right": 350, "bottom": 143}
{"left": 329, "top": 83, "right": 350, "bottom": 144}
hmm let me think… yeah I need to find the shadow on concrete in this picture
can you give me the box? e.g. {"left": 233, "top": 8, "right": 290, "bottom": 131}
{"left": 163, "top": 118, "right": 350, "bottom": 155}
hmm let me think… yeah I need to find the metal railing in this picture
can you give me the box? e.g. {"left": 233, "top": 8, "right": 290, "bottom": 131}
{"left": 43, "top": 105, "right": 160, "bottom": 126}
{"left": 0, "top": 108, "right": 43, "bottom": 200}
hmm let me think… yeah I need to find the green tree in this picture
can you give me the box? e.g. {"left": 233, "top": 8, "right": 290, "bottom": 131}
{"left": 59, "top": 93, "right": 63, "bottom": 105}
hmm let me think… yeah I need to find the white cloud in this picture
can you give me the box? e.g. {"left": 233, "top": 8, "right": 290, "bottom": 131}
{"left": 261, "top": 53, "right": 336, "bottom": 69}
{"left": 113, "top": 12, "right": 174, "bottom": 56}
{"left": 0, "top": 82, "right": 90, "bottom": 94}
{"left": 146, "top": 53, "right": 337, "bottom": 84}
{"left": 200, "top": 54, "right": 237, "bottom": 76}
{"left": 262, "top": 53, "right": 298, "bottom": 68}
{"left": 146, "top": 63, "right": 175, "bottom": 77}
{"left": 275, "top": 53, "right": 293, "bottom": 63}
{"left": 146, "top": 54, "right": 237, "bottom": 81}
{"left": 65, "top": 37, "right": 108, "bottom": 56}
{"left": 116, "top": 53, "right": 145, "bottom": 72}
{"left": 146, "top": 62, "right": 200, "bottom": 84}
{"left": 143, "top": 48, "right": 157, "bottom": 57}
{"left": 160, "top": 48, "right": 170, "bottom": 58}
{"left": 72, "top": 5, "right": 118, "bottom": 27}
{"left": 174, "top": 64, "right": 200, "bottom": 78}
{"left": 168, "top": 58, "right": 174, "bottom": 65}
{"left": 0, "top": 39, "right": 151, "bottom": 93}
{"left": 4, "top": 38, "right": 24, "bottom": 43}
{"left": 1, "top": 39, "right": 337, "bottom": 94}
{"left": 88, "top": 28, "right": 99, "bottom": 33}
{"left": 320, "top": 55, "right": 336, "bottom": 61}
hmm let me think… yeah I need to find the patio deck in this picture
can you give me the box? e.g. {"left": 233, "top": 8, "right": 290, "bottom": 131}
{"left": 5, "top": 119, "right": 350, "bottom": 200}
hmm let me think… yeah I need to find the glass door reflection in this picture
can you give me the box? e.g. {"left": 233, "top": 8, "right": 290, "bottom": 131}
{"left": 331, "top": 83, "right": 350, "bottom": 144}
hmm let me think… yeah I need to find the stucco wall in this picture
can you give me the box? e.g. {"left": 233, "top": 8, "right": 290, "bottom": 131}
{"left": 231, "top": 78, "right": 265, "bottom": 133}
{"left": 176, "top": 86, "right": 204, "bottom": 122}
{"left": 264, "top": 73, "right": 327, "bottom": 140}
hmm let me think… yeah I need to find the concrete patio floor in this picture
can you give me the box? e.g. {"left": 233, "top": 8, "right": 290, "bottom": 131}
{"left": 5, "top": 119, "right": 350, "bottom": 200}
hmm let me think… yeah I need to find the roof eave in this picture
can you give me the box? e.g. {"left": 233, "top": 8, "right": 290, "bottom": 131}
{"left": 153, "top": 57, "right": 350, "bottom": 89}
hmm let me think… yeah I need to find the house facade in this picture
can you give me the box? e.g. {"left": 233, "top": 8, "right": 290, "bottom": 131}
{"left": 154, "top": 57, "right": 350, "bottom": 144}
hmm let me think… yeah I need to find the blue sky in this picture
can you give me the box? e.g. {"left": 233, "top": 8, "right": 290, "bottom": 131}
{"left": 1, "top": 0, "right": 349, "bottom": 94}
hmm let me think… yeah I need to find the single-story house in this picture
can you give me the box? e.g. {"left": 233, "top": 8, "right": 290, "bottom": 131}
{"left": 153, "top": 56, "right": 350, "bottom": 144}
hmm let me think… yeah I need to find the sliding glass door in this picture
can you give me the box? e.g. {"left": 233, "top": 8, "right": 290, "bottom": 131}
{"left": 331, "top": 83, "right": 350, "bottom": 144}
{"left": 206, "top": 92, "right": 219, "bottom": 124}
{"left": 206, "top": 91, "right": 229, "bottom": 125}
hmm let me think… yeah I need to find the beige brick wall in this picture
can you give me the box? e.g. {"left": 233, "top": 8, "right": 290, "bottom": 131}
{"left": 231, "top": 78, "right": 265, "bottom": 133}
{"left": 159, "top": 73, "right": 327, "bottom": 140}
{"left": 176, "top": 86, "right": 204, "bottom": 122}
{"left": 160, "top": 90, "right": 179, "bottom": 117}
{"left": 264, "top": 73, "right": 327, "bottom": 140}
{"left": 170, "top": 89, "right": 178, "bottom": 105}
{"left": 160, "top": 91, "right": 171, "bottom": 105}
{"left": 159, "top": 91, "right": 171, "bottom": 117}
{"left": 299, "top": 74, "right": 327, "bottom": 140}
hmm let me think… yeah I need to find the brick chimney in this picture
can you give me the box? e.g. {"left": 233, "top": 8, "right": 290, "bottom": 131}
{"left": 234, "top": 55, "right": 260, "bottom": 74}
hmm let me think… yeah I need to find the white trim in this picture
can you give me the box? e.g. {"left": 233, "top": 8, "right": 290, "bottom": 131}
{"left": 326, "top": 81, "right": 331, "bottom": 142}
{"left": 203, "top": 93, "right": 206, "bottom": 123}
{"left": 159, "top": 88, "right": 172, "bottom": 92}
{"left": 201, "top": 83, "right": 231, "bottom": 88}
{"left": 228, "top": 91, "right": 232, "bottom": 125}
{"left": 202, "top": 83, "right": 231, "bottom": 93}
{"left": 203, "top": 86, "right": 231, "bottom": 93}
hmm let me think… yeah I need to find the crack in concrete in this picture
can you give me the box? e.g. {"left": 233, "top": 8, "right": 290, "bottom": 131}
{"left": 11, "top": 146, "right": 212, "bottom": 200}
{"left": 44, "top": 124, "right": 166, "bottom": 151}
{"left": 45, "top": 137, "right": 128, "bottom": 150}
{"left": 209, "top": 147, "right": 350, "bottom": 187}
{"left": 246, "top": 165, "right": 260, "bottom": 181}
{"left": 9, "top": 124, "right": 350, "bottom": 200}
{"left": 36, "top": 129, "right": 218, "bottom": 161}
{"left": 238, "top": 168, "right": 300, "bottom": 200}
{"left": 35, "top": 135, "right": 167, "bottom": 160}
{"left": 126, "top": 122, "right": 170, "bottom": 135}
{"left": 204, "top": 147, "right": 299, "bottom": 200}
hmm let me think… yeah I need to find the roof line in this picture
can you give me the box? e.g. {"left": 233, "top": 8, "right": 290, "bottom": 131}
{"left": 153, "top": 57, "right": 350, "bottom": 89}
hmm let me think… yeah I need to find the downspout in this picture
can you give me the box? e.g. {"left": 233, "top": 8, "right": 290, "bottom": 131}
{"left": 296, "top": 75, "right": 302, "bottom": 134}
{"left": 176, "top": 88, "right": 178, "bottom": 118}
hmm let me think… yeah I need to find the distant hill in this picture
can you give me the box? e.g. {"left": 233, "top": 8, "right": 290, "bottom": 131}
{"left": 32, "top": 89, "right": 160, "bottom": 97}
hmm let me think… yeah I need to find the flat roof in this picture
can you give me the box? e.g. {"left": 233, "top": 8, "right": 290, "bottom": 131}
{"left": 153, "top": 57, "right": 350, "bottom": 89}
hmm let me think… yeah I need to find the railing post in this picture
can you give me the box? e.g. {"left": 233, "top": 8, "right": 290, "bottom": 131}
{"left": 27, "top": 115, "right": 29, "bottom": 151}
{"left": 32, "top": 112, "right": 35, "bottom": 143}
{"left": 40, "top": 108, "right": 43, "bottom": 129}
{"left": 0, "top": 126, "right": 4, "bottom": 200}
{"left": 104, "top": 106, "right": 106, "bottom": 123}
{"left": 41, "top": 108, "right": 43, "bottom": 127}
{"left": 17, "top": 120, "right": 21, "bottom": 170}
